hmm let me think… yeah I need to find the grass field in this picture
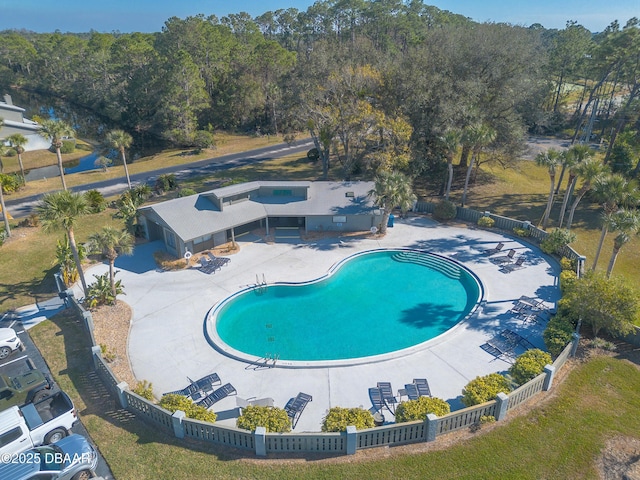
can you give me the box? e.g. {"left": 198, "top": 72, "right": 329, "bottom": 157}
{"left": 30, "top": 310, "right": 640, "bottom": 479}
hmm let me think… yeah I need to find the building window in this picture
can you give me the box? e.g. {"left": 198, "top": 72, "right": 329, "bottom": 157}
{"left": 193, "top": 234, "right": 212, "bottom": 245}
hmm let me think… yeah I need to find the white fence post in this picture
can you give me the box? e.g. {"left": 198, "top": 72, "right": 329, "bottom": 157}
{"left": 172, "top": 410, "right": 185, "bottom": 438}
{"left": 543, "top": 365, "right": 556, "bottom": 391}
{"left": 425, "top": 413, "right": 438, "bottom": 442}
{"left": 346, "top": 426, "right": 357, "bottom": 455}
{"left": 91, "top": 345, "right": 102, "bottom": 370}
{"left": 255, "top": 427, "right": 267, "bottom": 456}
{"left": 495, "top": 393, "right": 509, "bottom": 421}
{"left": 116, "top": 382, "right": 129, "bottom": 409}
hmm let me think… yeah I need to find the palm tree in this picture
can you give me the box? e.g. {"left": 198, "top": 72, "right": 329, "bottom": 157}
{"left": 441, "top": 129, "right": 461, "bottom": 201}
{"left": 535, "top": 149, "right": 562, "bottom": 229}
{"left": 0, "top": 171, "right": 10, "bottom": 239}
{"left": 6, "top": 133, "right": 28, "bottom": 183}
{"left": 39, "top": 119, "right": 75, "bottom": 191}
{"left": 590, "top": 174, "right": 638, "bottom": 271}
{"left": 105, "top": 129, "right": 133, "bottom": 189}
{"left": 461, "top": 124, "right": 496, "bottom": 208}
{"left": 557, "top": 145, "right": 594, "bottom": 227}
{"left": 37, "top": 191, "right": 90, "bottom": 297}
{"left": 368, "top": 171, "right": 416, "bottom": 235}
{"left": 605, "top": 209, "right": 640, "bottom": 278}
{"left": 88, "top": 226, "right": 134, "bottom": 297}
{"left": 565, "top": 157, "right": 608, "bottom": 231}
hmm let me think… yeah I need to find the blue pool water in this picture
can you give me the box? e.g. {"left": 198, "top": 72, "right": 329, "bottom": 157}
{"left": 214, "top": 250, "right": 481, "bottom": 362}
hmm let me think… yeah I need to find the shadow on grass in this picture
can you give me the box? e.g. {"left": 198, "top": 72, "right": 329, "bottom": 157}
{"left": 0, "top": 265, "right": 58, "bottom": 310}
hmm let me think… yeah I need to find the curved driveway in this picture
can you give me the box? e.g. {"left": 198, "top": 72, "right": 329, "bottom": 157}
{"left": 82, "top": 216, "right": 560, "bottom": 432}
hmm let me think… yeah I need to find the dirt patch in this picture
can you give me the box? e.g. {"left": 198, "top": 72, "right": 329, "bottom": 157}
{"left": 597, "top": 436, "right": 640, "bottom": 480}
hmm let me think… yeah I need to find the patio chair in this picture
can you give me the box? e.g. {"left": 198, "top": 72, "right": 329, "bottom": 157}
{"left": 500, "top": 329, "right": 536, "bottom": 350}
{"left": 491, "top": 249, "right": 516, "bottom": 265}
{"left": 377, "top": 382, "right": 397, "bottom": 413}
{"left": 208, "top": 252, "right": 231, "bottom": 267}
{"left": 197, "top": 383, "right": 237, "bottom": 409}
{"left": 162, "top": 382, "right": 198, "bottom": 398}
{"left": 480, "top": 341, "right": 508, "bottom": 360}
{"left": 413, "top": 378, "right": 432, "bottom": 397}
{"left": 404, "top": 383, "right": 420, "bottom": 401}
{"left": 285, "top": 392, "right": 312, "bottom": 428}
{"left": 500, "top": 256, "right": 525, "bottom": 273}
{"left": 516, "top": 296, "right": 545, "bottom": 309}
{"left": 188, "top": 372, "right": 221, "bottom": 395}
{"left": 483, "top": 242, "right": 504, "bottom": 255}
{"left": 368, "top": 387, "right": 385, "bottom": 413}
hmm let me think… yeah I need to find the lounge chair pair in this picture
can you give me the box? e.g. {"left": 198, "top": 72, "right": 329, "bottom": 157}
{"left": 481, "top": 329, "right": 534, "bottom": 361}
{"left": 285, "top": 392, "right": 312, "bottom": 428}
{"left": 483, "top": 242, "right": 505, "bottom": 256}
{"left": 369, "top": 382, "right": 398, "bottom": 414}
{"left": 163, "top": 372, "right": 221, "bottom": 399}
{"left": 499, "top": 256, "right": 526, "bottom": 273}
{"left": 404, "top": 378, "right": 431, "bottom": 401}
{"left": 491, "top": 249, "right": 516, "bottom": 265}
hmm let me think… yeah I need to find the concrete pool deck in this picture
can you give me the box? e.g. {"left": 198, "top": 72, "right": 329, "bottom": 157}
{"left": 82, "top": 215, "right": 560, "bottom": 432}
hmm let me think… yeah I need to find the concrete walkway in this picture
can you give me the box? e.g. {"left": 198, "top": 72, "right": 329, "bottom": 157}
{"left": 81, "top": 216, "right": 560, "bottom": 432}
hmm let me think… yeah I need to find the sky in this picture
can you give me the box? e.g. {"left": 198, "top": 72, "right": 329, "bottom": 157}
{"left": 0, "top": 0, "right": 637, "bottom": 34}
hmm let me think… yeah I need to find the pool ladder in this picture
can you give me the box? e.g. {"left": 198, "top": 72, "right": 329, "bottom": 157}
{"left": 255, "top": 274, "right": 267, "bottom": 294}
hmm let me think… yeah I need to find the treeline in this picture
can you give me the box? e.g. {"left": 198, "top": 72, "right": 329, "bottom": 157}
{"left": 0, "top": 1, "right": 638, "bottom": 180}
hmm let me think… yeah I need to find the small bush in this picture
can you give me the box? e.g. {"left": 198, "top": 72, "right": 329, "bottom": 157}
{"left": 0, "top": 173, "right": 24, "bottom": 193}
{"left": 433, "top": 200, "right": 457, "bottom": 221}
{"left": 18, "top": 213, "right": 40, "bottom": 228}
{"left": 154, "top": 173, "right": 178, "bottom": 194}
{"left": 462, "top": 373, "right": 512, "bottom": 407}
{"left": 560, "top": 270, "right": 578, "bottom": 293}
{"left": 0, "top": 229, "right": 6, "bottom": 247}
{"left": 59, "top": 139, "right": 76, "bottom": 154}
{"left": 470, "top": 414, "right": 496, "bottom": 432}
{"left": 509, "top": 349, "right": 552, "bottom": 385}
{"left": 236, "top": 406, "right": 291, "bottom": 432}
{"left": 395, "top": 397, "right": 451, "bottom": 422}
{"left": 153, "top": 250, "right": 187, "bottom": 270}
{"left": 540, "top": 229, "right": 576, "bottom": 255}
{"left": 99, "top": 344, "right": 116, "bottom": 363}
{"left": 589, "top": 337, "right": 617, "bottom": 351}
{"left": 477, "top": 216, "right": 495, "bottom": 228}
{"left": 86, "top": 272, "right": 124, "bottom": 308}
{"left": 84, "top": 189, "right": 107, "bottom": 213}
{"left": 133, "top": 380, "right": 154, "bottom": 401}
{"left": 159, "top": 394, "right": 217, "bottom": 423}
{"left": 513, "top": 226, "right": 530, "bottom": 237}
{"left": 178, "top": 188, "right": 197, "bottom": 197}
{"left": 543, "top": 315, "right": 575, "bottom": 357}
{"left": 559, "top": 257, "right": 576, "bottom": 271}
{"left": 322, "top": 407, "right": 374, "bottom": 432}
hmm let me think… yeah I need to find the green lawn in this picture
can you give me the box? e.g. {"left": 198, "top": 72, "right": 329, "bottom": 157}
{"left": 30, "top": 310, "right": 640, "bottom": 479}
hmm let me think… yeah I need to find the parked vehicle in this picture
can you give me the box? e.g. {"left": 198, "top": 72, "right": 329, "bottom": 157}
{"left": 0, "top": 433, "right": 97, "bottom": 480}
{"left": 0, "top": 328, "right": 22, "bottom": 360}
{"left": 0, "top": 391, "right": 77, "bottom": 457}
{"left": 0, "top": 370, "right": 52, "bottom": 411}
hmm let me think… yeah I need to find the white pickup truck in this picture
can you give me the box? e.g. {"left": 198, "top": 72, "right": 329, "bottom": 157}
{"left": 0, "top": 391, "right": 77, "bottom": 457}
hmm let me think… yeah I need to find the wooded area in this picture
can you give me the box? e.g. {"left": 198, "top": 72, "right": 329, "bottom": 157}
{"left": 0, "top": 1, "right": 638, "bottom": 182}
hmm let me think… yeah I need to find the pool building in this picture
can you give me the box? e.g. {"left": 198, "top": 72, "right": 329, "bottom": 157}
{"left": 138, "top": 181, "right": 384, "bottom": 257}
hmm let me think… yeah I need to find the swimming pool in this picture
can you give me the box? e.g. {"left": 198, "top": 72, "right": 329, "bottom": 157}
{"left": 208, "top": 249, "right": 483, "bottom": 367}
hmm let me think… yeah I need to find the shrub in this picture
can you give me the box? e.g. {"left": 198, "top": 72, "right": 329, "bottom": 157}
{"left": 433, "top": 200, "right": 457, "bottom": 221}
{"left": 178, "top": 188, "right": 197, "bottom": 197}
{"left": 154, "top": 173, "right": 178, "bottom": 193}
{"left": 133, "top": 380, "right": 154, "bottom": 401}
{"left": 322, "top": 407, "right": 375, "bottom": 432}
{"left": 509, "top": 349, "right": 552, "bottom": 385}
{"left": 153, "top": 250, "right": 187, "bottom": 270}
{"left": 543, "top": 315, "right": 575, "bottom": 357}
{"left": 59, "top": 139, "right": 76, "bottom": 154}
{"left": 236, "top": 406, "right": 291, "bottom": 432}
{"left": 470, "top": 414, "right": 496, "bottom": 432}
{"left": 86, "top": 272, "right": 124, "bottom": 308}
{"left": 99, "top": 344, "right": 116, "bottom": 362}
{"left": 513, "top": 226, "right": 530, "bottom": 237}
{"left": 0, "top": 173, "right": 24, "bottom": 193}
{"left": 540, "top": 228, "right": 576, "bottom": 255}
{"left": 559, "top": 270, "right": 578, "bottom": 293}
{"left": 159, "top": 394, "right": 217, "bottom": 423}
{"left": 18, "top": 213, "right": 40, "bottom": 228}
{"left": 559, "top": 257, "right": 576, "bottom": 271}
{"left": 192, "top": 130, "right": 216, "bottom": 149}
{"left": 462, "top": 373, "right": 512, "bottom": 407}
{"left": 84, "top": 189, "right": 107, "bottom": 213}
{"left": 0, "top": 229, "right": 7, "bottom": 247}
{"left": 395, "top": 396, "right": 451, "bottom": 422}
{"left": 477, "top": 216, "right": 495, "bottom": 228}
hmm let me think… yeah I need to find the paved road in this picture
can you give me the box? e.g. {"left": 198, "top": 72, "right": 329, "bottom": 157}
{"left": 5, "top": 138, "right": 315, "bottom": 218}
